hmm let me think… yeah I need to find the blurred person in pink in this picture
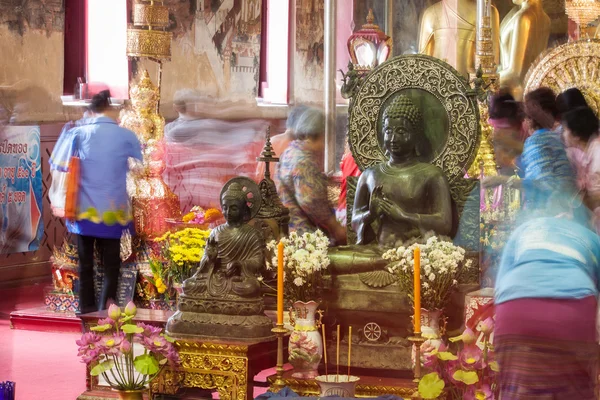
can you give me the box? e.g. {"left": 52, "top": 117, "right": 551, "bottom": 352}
{"left": 163, "top": 91, "right": 267, "bottom": 210}
{"left": 562, "top": 106, "right": 600, "bottom": 231}
{"left": 255, "top": 105, "right": 307, "bottom": 181}
{"left": 275, "top": 108, "right": 346, "bottom": 244}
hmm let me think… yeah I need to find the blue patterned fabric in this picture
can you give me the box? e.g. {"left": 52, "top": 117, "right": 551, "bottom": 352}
{"left": 50, "top": 117, "right": 142, "bottom": 239}
{"left": 495, "top": 216, "right": 600, "bottom": 305}
{"left": 520, "top": 128, "right": 578, "bottom": 208}
{"left": 49, "top": 120, "right": 84, "bottom": 172}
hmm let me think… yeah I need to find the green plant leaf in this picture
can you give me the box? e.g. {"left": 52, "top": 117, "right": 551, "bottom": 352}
{"left": 452, "top": 370, "right": 479, "bottom": 385}
{"left": 418, "top": 372, "right": 445, "bottom": 399}
{"left": 437, "top": 351, "right": 458, "bottom": 361}
{"left": 90, "top": 324, "right": 112, "bottom": 332}
{"left": 134, "top": 354, "right": 160, "bottom": 376}
{"left": 90, "top": 360, "right": 115, "bottom": 376}
{"left": 122, "top": 324, "right": 144, "bottom": 334}
{"left": 448, "top": 334, "right": 463, "bottom": 342}
{"left": 161, "top": 333, "right": 175, "bottom": 343}
{"left": 120, "top": 315, "right": 134, "bottom": 323}
{"left": 489, "top": 361, "right": 500, "bottom": 372}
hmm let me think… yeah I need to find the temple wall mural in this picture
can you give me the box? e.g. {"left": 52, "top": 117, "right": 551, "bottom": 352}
{"left": 294, "top": 0, "right": 325, "bottom": 104}
{"left": 138, "top": 0, "right": 263, "bottom": 119}
{"left": 0, "top": 0, "right": 64, "bottom": 122}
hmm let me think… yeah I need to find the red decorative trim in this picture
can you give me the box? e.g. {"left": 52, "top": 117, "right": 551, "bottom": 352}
{"left": 63, "top": 0, "right": 87, "bottom": 95}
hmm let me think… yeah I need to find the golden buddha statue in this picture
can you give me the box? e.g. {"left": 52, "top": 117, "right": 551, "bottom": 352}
{"left": 418, "top": 0, "right": 500, "bottom": 77}
{"left": 499, "top": 0, "right": 550, "bottom": 100}
{"left": 120, "top": 70, "right": 180, "bottom": 238}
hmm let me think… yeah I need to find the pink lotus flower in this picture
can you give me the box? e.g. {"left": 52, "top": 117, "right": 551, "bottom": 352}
{"left": 107, "top": 304, "right": 121, "bottom": 320}
{"left": 142, "top": 334, "right": 170, "bottom": 354}
{"left": 464, "top": 383, "right": 493, "bottom": 400}
{"left": 76, "top": 332, "right": 102, "bottom": 364}
{"left": 459, "top": 344, "right": 484, "bottom": 370}
{"left": 165, "top": 347, "right": 181, "bottom": 368}
{"left": 477, "top": 317, "right": 495, "bottom": 335}
{"left": 450, "top": 327, "right": 477, "bottom": 345}
{"left": 124, "top": 301, "right": 137, "bottom": 317}
{"left": 462, "top": 327, "right": 477, "bottom": 345}
{"left": 120, "top": 339, "right": 132, "bottom": 354}
{"left": 136, "top": 322, "right": 163, "bottom": 337}
{"left": 102, "top": 333, "right": 125, "bottom": 356}
{"left": 97, "top": 317, "right": 114, "bottom": 327}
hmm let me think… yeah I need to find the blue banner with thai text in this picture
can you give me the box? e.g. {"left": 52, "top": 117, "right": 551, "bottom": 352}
{"left": 0, "top": 126, "right": 43, "bottom": 254}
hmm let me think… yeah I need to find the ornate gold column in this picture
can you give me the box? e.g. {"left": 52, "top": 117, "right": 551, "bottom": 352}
{"left": 324, "top": 0, "right": 337, "bottom": 173}
{"left": 467, "top": 0, "right": 497, "bottom": 178}
{"left": 123, "top": 1, "right": 180, "bottom": 238}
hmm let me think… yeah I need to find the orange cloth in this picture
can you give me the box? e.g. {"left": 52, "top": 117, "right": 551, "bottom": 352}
{"left": 338, "top": 152, "right": 361, "bottom": 212}
{"left": 255, "top": 132, "right": 293, "bottom": 181}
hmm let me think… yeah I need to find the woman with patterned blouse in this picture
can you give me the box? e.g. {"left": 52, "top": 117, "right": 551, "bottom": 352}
{"left": 274, "top": 108, "right": 346, "bottom": 244}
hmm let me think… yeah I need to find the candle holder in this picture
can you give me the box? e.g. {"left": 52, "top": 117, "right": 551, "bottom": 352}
{"left": 271, "top": 324, "right": 289, "bottom": 393}
{"left": 408, "top": 332, "right": 425, "bottom": 399}
{"left": 408, "top": 331, "right": 426, "bottom": 381}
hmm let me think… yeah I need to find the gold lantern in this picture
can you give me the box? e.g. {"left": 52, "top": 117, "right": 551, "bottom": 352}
{"left": 127, "top": 1, "right": 172, "bottom": 60}
{"left": 565, "top": 0, "right": 600, "bottom": 27}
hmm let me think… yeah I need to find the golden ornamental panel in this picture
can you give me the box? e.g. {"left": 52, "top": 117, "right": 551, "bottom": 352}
{"left": 267, "top": 375, "right": 418, "bottom": 398}
{"left": 133, "top": 3, "right": 169, "bottom": 28}
{"left": 524, "top": 39, "right": 600, "bottom": 115}
{"left": 127, "top": 29, "right": 172, "bottom": 60}
{"left": 348, "top": 54, "right": 480, "bottom": 183}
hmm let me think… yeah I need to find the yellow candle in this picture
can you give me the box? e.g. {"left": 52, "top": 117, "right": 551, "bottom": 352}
{"left": 414, "top": 246, "right": 421, "bottom": 334}
{"left": 277, "top": 240, "right": 284, "bottom": 325}
{"left": 347, "top": 326, "right": 352, "bottom": 378}
{"left": 336, "top": 325, "right": 340, "bottom": 381}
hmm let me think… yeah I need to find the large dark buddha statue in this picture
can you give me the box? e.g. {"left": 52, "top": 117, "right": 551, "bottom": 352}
{"left": 329, "top": 95, "right": 453, "bottom": 275}
{"left": 166, "top": 177, "right": 274, "bottom": 342}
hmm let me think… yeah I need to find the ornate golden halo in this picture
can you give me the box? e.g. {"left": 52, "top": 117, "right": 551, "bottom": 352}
{"left": 347, "top": 54, "right": 480, "bottom": 183}
{"left": 524, "top": 39, "right": 600, "bottom": 115}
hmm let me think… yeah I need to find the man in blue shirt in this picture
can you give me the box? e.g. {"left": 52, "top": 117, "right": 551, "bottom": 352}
{"left": 51, "top": 91, "right": 142, "bottom": 313}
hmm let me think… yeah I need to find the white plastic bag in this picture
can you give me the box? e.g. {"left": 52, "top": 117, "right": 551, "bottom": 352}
{"left": 48, "top": 169, "right": 68, "bottom": 217}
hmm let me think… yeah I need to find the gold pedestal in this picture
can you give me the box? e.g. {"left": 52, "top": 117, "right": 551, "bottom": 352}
{"left": 267, "top": 371, "right": 418, "bottom": 398}
{"left": 151, "top": 338, "right": 278, "bottom": 400}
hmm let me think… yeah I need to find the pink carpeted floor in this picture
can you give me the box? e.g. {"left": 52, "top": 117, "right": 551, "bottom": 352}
{"left": 0, "top": 284, "right": 86, "bottom": 400}
{"left": 0, "top": 285, "right": 281, "bottom": 399}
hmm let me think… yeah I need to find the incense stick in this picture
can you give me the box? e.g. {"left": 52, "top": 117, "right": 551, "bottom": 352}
{"left": 347, "top": 326, "right": 352, "bottom": 378}
{"left": 322, "top": 323, "right": 328, "bottom": 376}
{"left": 336, "top": 325, "right": 340, "bottom": 382}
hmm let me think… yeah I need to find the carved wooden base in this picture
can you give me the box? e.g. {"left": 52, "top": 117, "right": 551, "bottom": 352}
{"left": 151, "top": 338, "right": 278, "bottom": 400}
{"left": 267, "top": 370, "right": 418, "bottom": 398}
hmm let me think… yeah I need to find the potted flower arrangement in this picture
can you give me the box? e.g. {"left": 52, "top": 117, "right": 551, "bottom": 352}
{"left": 418, "top": 318, "right": 497, "bottom": 399}
{"left": 76, "top": 302, "right": 179, "bottom": 400}
{"left": 384, "top": 233, "right": 469, "bottom": 343}
{"left": 266, "top": 230, "right": 330, "bottom": 379}
{"left": 152, "top": 227, "right": 211, "bottom": 293}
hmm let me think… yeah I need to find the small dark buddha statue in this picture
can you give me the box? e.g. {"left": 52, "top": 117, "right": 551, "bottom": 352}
{"left": 166, "top": 178, "right": 274, "bottom": 341}
{"left": 329, "top": 94, "right": 452, "bottom": 275}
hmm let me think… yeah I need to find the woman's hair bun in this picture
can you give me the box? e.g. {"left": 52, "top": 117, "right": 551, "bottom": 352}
{"left": 89, "top": 90, "right": 112, "bottom": 113}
